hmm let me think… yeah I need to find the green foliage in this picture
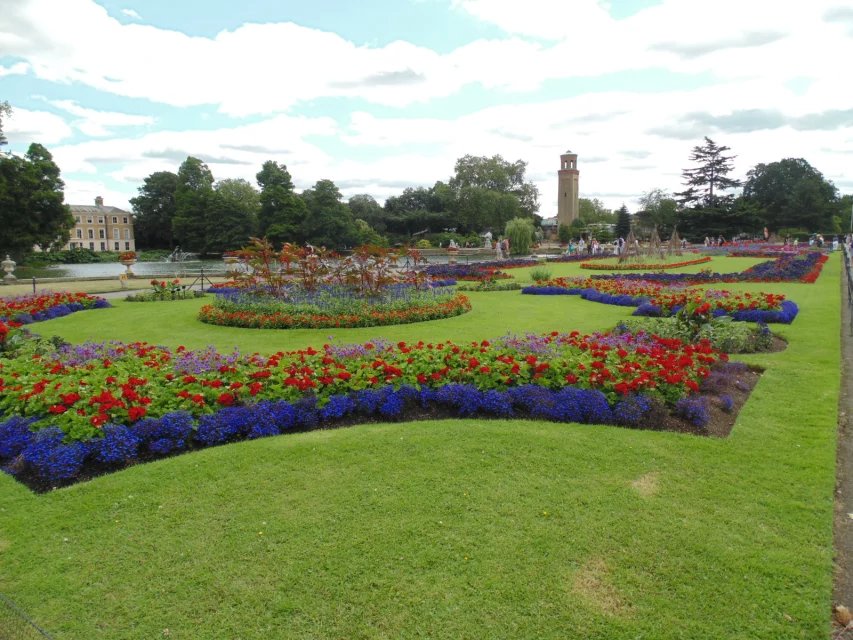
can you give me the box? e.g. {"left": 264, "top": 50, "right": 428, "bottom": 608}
{"left": 172, "top": 157, "right": 215, "bottom": 254}
{"left": 415, "top": 239, "right": 432, "bottom": 249}
{"left": 743, "top": 158, "right": 839, "bottom": 232}
{"left": 206, "top": 178, "right": 259, "bottom": 254}
{"left": 529, "top": 267, "right": 551, "bottom": 283}
{"left": 449, "top": 154, "right": 540, "bottom": 217}
{"left": 635, "top": 189, "right": 678, "bottom": 237}
{"left": 0, "top": 143, "right": 74, "bottom": 260}
{"left": 0, "top": 100, "right": 10, "bottom": 147}
{"left": 578, "top": 197, "right": 613, "bottom": 224}
{"left": 129, "top": 171, "right": 178, "bottom": 250}
{"left": 617, "top": 316, "right": 775, "bottom": 353}
{"left": 557, "top": 224, "right": 571, "bottom": 244}
{"left": 256, "top": 160, "right": 306, "bottom": 244}
{"left": 615, "top": 204, "right": 631, "bottom": 239}
{"left": 301, "top": 179, "right": 358, "bottom": 249}
{"left": 504, "top": 217, "right": 534, "bottom": 255}
{"left": 676, "top": 137, "right": 741, "bottom": 210}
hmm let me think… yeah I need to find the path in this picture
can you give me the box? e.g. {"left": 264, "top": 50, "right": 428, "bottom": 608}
{"left": 835, "top": 252, "right": 853, "bottom": 637}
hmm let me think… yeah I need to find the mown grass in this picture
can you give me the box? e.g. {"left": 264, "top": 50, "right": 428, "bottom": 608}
{"left": 0, "top": 253, "right": 841, "bottom": 639}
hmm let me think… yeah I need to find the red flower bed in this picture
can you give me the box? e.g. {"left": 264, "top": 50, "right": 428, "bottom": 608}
{"left": 198, "top": 293, "right": 472, "bottom": 329}
{"left": 0, "top": 330, "right": 725, "bottom": 442}
{"left": 579, "top": 256, "right": 711, "bottom": 271}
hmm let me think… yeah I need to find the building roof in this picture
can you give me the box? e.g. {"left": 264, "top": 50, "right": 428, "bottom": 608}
{"left": 69, "top": 204, "right": 131, "bottom": 215}
{"left": 541, "top": 216, "right": 558, "bottom": 227}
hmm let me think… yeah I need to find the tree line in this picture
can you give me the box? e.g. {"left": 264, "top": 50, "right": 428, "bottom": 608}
{"left": 131, "top": 153, "right": 542, "bottom": 254}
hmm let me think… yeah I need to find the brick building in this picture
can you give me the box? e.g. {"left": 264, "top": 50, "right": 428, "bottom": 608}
{"left": 65, "top": 196, "right": 135, "bottom": 253}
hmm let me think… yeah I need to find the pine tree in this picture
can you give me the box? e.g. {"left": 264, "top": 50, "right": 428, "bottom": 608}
{"left": 676, "top": 137, "right": 741, "bottom": 209}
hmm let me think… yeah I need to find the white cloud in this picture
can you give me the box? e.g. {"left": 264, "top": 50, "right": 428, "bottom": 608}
{"left": 34, "top": 98, "right": 154, "bottom": 136}
{"left": 120, "top": 8, "right": 141, "bottom": 20}
{"left": 0, "top": 61, "right": 29, "bottom": 77}
{"left": 1, "top": 0, "right": 849, "bottom": 117}
{"left": 3, "top": 108, "right": 74, "bottom": 145}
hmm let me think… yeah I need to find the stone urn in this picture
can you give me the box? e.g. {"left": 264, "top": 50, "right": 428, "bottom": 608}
{"left": 223, "top": 255, "right": 240, "bottom": 275}
{"left": 119, "top": 257, "right": 136, "bottom": 277}
{"left": 1, "top": 254, "right": 16, "bottom": 283}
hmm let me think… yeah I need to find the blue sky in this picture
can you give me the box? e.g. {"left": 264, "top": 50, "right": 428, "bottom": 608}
{"left": 1, "top": 0, "right": 852, "bottom": 216}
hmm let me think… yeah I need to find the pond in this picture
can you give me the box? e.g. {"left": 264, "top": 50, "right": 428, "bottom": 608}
{"left": 14, "top": 260, "right": 226, "bottom": 280}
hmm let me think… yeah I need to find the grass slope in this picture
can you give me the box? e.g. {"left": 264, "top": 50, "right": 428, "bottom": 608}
{"left": 0, "top": 254, "right": 840, "bottom": 639}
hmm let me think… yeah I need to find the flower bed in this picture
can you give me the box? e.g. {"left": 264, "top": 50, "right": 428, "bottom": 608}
{"left": 0, "top": 291, "right": 110, "bottom": 324}
{"left": 579, "top": 256, "right": 711, "bottom": 271}
{"left": 200, "top": 284, "right": 471, "bottom": 329}
{"left": 0, "top": 329, "right": 731, "bottom": 488}
{"left": 523, "top": 277, "right": 798, "bottom": 323}
{"left": 590, "top": 251, "right": 827, "bottom": 286}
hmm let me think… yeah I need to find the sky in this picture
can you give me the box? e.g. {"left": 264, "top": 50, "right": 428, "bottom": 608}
{"left": 1, "top": 0, "right": 852, "bottom": 218}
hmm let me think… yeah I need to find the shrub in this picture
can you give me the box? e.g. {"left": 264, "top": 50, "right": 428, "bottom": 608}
{"left": 505, "top": 217, "right": 535, "bottom": 255}
{"left": 529, "top": 267, "right": 552, "bottom": 283}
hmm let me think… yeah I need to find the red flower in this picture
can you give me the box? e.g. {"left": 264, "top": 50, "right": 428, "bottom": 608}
{"left": 48, "top": 404, "right": 67, "bottom": 414}
{"left": 128, "top": 406, "right": 147, "bottom": 421}
{"left": 217, "top": 393, "right": 236, "bottom": 406}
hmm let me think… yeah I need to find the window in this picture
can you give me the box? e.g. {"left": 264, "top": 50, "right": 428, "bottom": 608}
{"left": 123, "top": 217, "right": 128, "bottom": 224}
{"left": 69, "top": 242, "right": 75, "bottom": 249}
{"left": 98, "top": 217, "right": 104, "bottom": 224}
{"left": 99, "top": 229, "right": 105, "bottom": 239}
{"left": 125, "top": 242, "right": 130, "bottom": 251}
{"left": 88, "top": 229, "right": 94, "bottom": 239}
{"left": 89, "top": 242, "right": 95, "bottom": 250}
{"left": 75, "top": 216, "right": 81, "bottom": 223}
{"left": 114, "top": 242, "right": 120, "bottom": 250}
{"left": 124, "top": 229, "right": 130, "bottom": 240}
{"left": 100, "top": 242, "right": 105, "bottom": 251}
{"left": 87, "top": 217, "right": 92, "bottom": 224}
{"left": 113, "top": 229, "right": 119, "bottom": 240}
{"left": 112, "top": 216, "right": 117, "bottom": 224}
{"left": 76, "top": 229, "right": 82, "bottom": 239}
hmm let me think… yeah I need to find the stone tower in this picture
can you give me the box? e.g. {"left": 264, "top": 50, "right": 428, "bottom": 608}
{"left": 557, "top": 150, "right": 579, "bottom": 228}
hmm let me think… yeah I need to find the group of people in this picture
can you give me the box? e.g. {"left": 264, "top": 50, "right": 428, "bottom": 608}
{"left": 563, "top": 236, "right": 632, "bottom": 256}
{"left": 703, "top": 236, "right": 727, "bottom": 247}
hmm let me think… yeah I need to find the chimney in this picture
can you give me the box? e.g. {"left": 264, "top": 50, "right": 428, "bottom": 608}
{"left": 95, "top": 196, "right": 104, "bottom": 207}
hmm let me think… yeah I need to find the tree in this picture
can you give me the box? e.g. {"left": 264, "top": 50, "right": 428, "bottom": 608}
{"left": 635, "top": 189, "right": 678, "bottom": 237}
{"left": 172, "top": 156, "right": 214, "bottom": 254}
{"left": 301, "top": 179, "right": 358, "bottom": 248}
{"left": 130, "top": 171, "right": 178, "bottom": 249}
{"left": 0, "top": 143, "right": 74, "bottom": 259}
{"left": 353, "top": 218, "right": 386, "bottom": 246}
{"left": 0, "top": 100, "right": 11, "bottom": 147}
{"left": 742, "top": 158, "right": 839, "bottom": 232}
{"left": 348, "top": 194, "right": 385, "bottom": 232}
{"left": 505, "top": 217, "right": 535, "bottom": 255}
{"left": 256, "top": 160, "right": 306, "bottom": 244}
{"left": 578, "top": 198, "right": 613, "bottom": 224}
{"left": 615, "top": 204, "right": 631, "bottom": 239}
{"left": 676, "top": 137, "right": 741, "bottom": 210}
{"left": 558, "top": 224, "right": 571, "bottom": 244}
{"left": 449, "top": 154, "right": 540, "bottom": 217}
{"left": 204, "top": 178, "right": 260, "bottom": 253}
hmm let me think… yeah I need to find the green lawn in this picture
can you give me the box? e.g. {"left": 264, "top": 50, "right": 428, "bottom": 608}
{"left": 0, "top": 254, "right": 841, "bottom": 639}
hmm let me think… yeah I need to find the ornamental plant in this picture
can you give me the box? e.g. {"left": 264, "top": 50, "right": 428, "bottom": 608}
{"left": 0, "top": 291, "right": 110, "bottom": 324}
{"left": 118, "top": 251, "right": 137, "bottom": 261}
{"left": 0, "top": 328, "right": 725, "bottom": 443}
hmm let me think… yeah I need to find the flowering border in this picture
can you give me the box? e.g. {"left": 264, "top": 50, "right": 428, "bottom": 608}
{"left": 579, "top": 256, "right": 712, "bottom": 271}
{"left": 0, "top": 292, "right": 111, "bottom": 324}
{"left": 197, "top": 293, "right": 472, "bottom": 329}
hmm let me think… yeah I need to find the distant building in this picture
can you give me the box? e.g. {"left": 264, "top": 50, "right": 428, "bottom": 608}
{"left": 65, "top": 196, "right": 136, "bottom": 253}
{"left": 557, "top": 150, "right": 579, "bottom": 228}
